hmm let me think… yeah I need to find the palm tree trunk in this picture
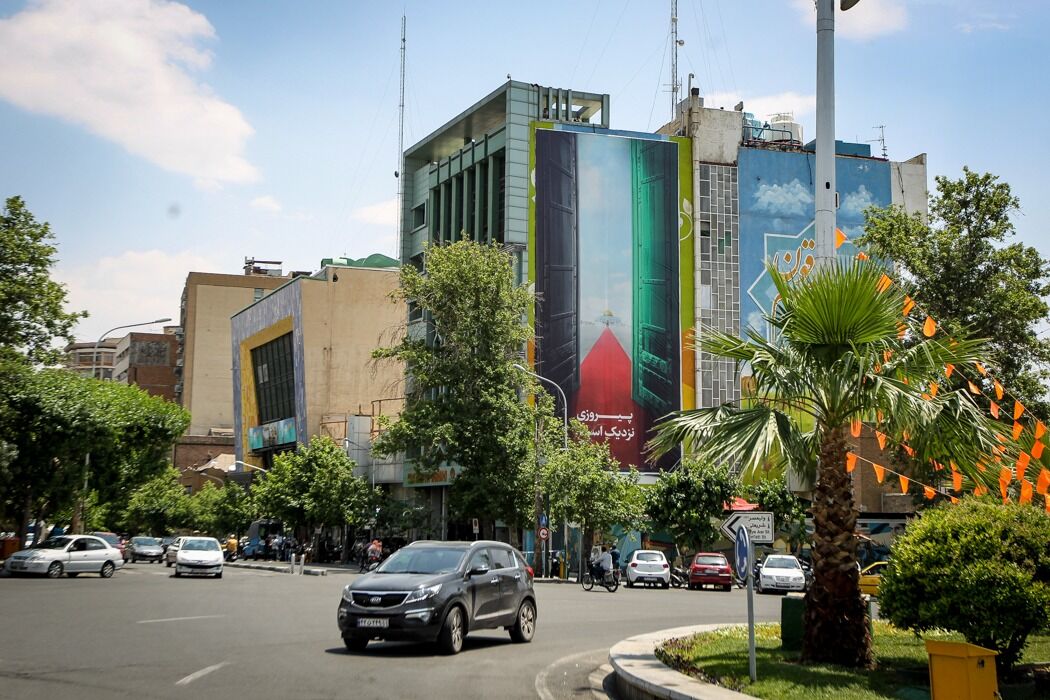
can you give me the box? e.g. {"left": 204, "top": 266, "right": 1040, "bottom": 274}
{"left": 801, "top": 425, "right": 872, "bottom": 667}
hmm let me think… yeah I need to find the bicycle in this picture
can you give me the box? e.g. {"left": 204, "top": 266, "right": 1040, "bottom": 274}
{"left": 581, "top": 567, "right": 619, "bottom": 592}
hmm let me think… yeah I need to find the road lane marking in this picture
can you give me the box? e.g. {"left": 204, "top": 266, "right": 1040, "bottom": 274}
{"left": 534, "top": 648, "right": 609, "bottom": 700}
{"left": 137, "top": 615, "right": 225, "bottom": 624}
{"left": 175, "top": 661, "right": 229, "bottom": 686}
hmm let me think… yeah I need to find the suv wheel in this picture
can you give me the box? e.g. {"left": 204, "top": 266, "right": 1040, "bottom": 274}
{"left": 437, "top": 605, "right": 465, "bottom": 655}
{"left": 509, "top": 599, "right": 535, "bottom": 643}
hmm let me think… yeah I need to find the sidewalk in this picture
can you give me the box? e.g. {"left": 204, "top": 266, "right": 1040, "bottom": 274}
{"left": 225, "top": 558, "right": 581, "bottom": 583}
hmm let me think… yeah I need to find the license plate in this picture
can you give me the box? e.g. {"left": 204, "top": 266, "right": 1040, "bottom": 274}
{"left": 357, "top": 618, "right": 388, "bottom": 628}
{"left": 11, "top": 562, "right": 25, "bottom": 570}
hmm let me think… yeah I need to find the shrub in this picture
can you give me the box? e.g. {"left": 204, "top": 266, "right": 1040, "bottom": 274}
{"left": 879, "top": 499, "right": 1050, "bottom": 673}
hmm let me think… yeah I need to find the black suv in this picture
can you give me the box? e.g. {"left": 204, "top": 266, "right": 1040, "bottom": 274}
{"left": 337, "top": 540, "right": 536, "bottom": 654}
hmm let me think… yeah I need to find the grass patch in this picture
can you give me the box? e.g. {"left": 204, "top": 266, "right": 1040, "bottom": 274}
{"left": 655, "top": 621, "right": 1050, "bottom": 700}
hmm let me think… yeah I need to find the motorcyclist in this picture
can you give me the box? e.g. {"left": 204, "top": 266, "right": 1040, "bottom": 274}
{"left": 590, "top": 546, "right": 613, "bottom": 581}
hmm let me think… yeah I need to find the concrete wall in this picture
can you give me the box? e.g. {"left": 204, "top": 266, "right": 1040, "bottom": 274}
{"left": 696, "top": 106, "right": 744, "bottom": 164}
{"left": 891, "top": 153, "right": 929, "bottom": 219}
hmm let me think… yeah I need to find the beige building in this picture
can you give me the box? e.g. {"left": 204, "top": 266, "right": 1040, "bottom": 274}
{"left": 230, "top": 261, "right": 405, "bottom": 486}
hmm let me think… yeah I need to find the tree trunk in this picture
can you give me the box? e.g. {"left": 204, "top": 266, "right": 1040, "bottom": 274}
{"left": 801, "top": 425, "right": 872, "bottom": 668}
{"left": 17, "top": 490, "right": 32, "bottom": 549}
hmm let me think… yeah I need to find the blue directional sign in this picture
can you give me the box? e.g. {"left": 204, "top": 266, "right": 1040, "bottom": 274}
{"left": 734, "top": 526, "right": 751, "bottom": 581}
{"left": 539, "top": 513, "right": 548, "bottom": 528}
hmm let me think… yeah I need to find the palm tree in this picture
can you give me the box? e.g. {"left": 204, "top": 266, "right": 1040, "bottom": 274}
{"left": 649, "top": 261, "right": 1003, "bottom": 667}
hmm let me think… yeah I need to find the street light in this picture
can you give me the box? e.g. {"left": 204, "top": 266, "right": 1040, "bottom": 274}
{"left": 227, "top": 460, "right": 268, "bottom": 474}
{"left": 194, "top": 467, "right": 225, "bottom": 486}
{"left": 92, "top": 317, "right": 172, "bottom": 380}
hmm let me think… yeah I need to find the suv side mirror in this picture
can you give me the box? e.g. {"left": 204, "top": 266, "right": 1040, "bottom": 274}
{"left": 468, "top": 564, "right": 490, "bottom": 577}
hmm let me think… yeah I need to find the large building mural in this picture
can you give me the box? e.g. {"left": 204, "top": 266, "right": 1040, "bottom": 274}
{"left": 529, "top": 125, "right": 694, "bottom": 472}
{"left": 739, "top": 148, "right": 892, "bottom": 340}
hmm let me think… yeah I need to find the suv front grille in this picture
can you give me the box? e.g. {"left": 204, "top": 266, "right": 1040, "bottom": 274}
{"left": 352, "top": 592, "right": 408, "bottom": 608}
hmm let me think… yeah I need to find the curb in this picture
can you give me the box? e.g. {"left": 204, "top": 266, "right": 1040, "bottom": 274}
{"left": 609, "top": 624, "right": 751, "bottom": 700}
{"left": 225, "top": 561, "right": 327, "bottom": 576}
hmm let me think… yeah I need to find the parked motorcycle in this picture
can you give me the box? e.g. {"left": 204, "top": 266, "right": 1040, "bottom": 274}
{"left": 670, "top": 565, "right": 687, "bottom": 589}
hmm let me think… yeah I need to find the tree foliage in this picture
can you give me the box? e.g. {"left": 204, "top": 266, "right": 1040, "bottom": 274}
{"left": 252, "top": 436, "right": 370, "bottom": 533}
{"left": 191, "top": 481, "right": 256, "bottom": 537}
{"left": 645, "top": 458, "right": 740, "bottom": 554}
{"left": 650, "top": 261, "right": 1004, "bottom": 668}
{"left": 860, "top": 168, "right": 1050, "bottom": 416}
{"left": 879, "top": 499, "right": 1050, "bottom": 673}
{"left": 372, "top": 240, "right": 539, "bottom": 528}
{"left": 123, "top": 467, "right": 193, "bottom": 535}
{"left": 0, "top": 196, "right": 85, "bottom": 365}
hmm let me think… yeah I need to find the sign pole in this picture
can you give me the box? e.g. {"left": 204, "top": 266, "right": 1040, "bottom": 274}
{"left": 746, "top": 534, "right": 756, "bottom": 683}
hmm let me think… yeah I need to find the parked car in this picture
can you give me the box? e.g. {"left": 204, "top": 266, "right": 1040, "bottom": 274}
{"left": 173, "top": 537, "right": 224, "bottom": 578}
{"left": 4, "top": 535, "right": 123, "bottom": 578}
{"left": 756, "top": 554, "right": 807, "bottom": 594}
{"left": 160, "top": 535, "right": 176, "bottom": 554}
{"left": 89, "top": 531, "right": 127, "bottom": 562}
{"left": 859, "top": 560, "right": 889, "bottom": 597}
{"left": 624, "top": 549, "right": 670, "bottom": 589}
{"left": 163, "top": 537, "right": 183, "bottom": 566}
{"left": 338, "top": 540, "right": 536, "bottom": 655}
{"left": 688, "top": 552, "right": 733, "bottom": 591}
{"left": 128, "top": 536, "right": 163, "bottom": 563}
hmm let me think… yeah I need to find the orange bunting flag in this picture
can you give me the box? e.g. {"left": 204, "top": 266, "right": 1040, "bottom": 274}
{"left": 898, "top": 475, "right": 909, "bottom": 494}
{"left": 923, "top": 316, "right": 937, "bottom": 337}
{"left": 846, "top": 453, "right": 857, "bottom": 473}
{"left": 994, "top": 381, "right": 1004, "bottom": 400}
{"left": 951, "top": 496, "right": 959, "bottom": 504}
{"left": 903, "top": 445, "right": 916, "bottom": 458}
{"left": 1037, "top": 421, "right": 1047, "bottom": 440}
{"left": 876, "top": 273, "right": 893, "bottom": 293}
{"left": 922, "top": 393, "right": 931, "bottom": 401}
{"left": 835, "top": 228, "right": 848, "bottom": 249}
{"left": 1036, "top": 468, "right": 1050, "bottom": 496}
{"left": 1000, "top": 467, "right": 1013, "bottom": 486}
{"left": 933, "top": 461, "right": 944, "bottom": 471}
{"left": 974, "top": 484, "right": 987, "bottom": 497}
{"left": 883, "top": 350, "right": 893, "bottom": 364}
{"left": 1013, "top": 401, "right": 1026, "bottom": 420}
{"left": 897, "top": 323, "right": 907, "bottom": 339}
{"left": 990, "top": 401, "right": 1000, "bottom": 418}
{"left": 874, "top": 363, "right": 882, "bottom": 374}
{"left": 903, "top": 430, "right": 911, "bottom": 441}
{"left": 952, "top": 470, "right": 963, "bottom": 492}
{"left": 856, "top": 251, "right": 870, "bottom": 261}
{"left": 977, "top": 459, "right": 987, "bottom": 472}
{"left": 950, "top": 460, "right": 959, "bottom": 472}
{"left": 873, "top": 463, "right": 886, "bottom": 484}
{"left": 1020, "top": 480, "right": 1033, "bottom": 505}
{"left": 1016, "top": 451, "right": 1031, "bottom": 481}
{"left": 877, "top": 410, "right": 885, "bottom": 423}
{"left": 929, "top": 382, "right": 939, "bottom": 397}
{"left": 903, "top": 296, "right": 915, "bottom": 316}
{"left": 1000, "top": 480, "right": 1009, "bottom": 502}
{"left": 875, "top": 431, "right": 887, "bottom": 450}
{"left": 1045, "top": 494, "right": 1050, "bottom": 513}
{"left": 1013, "top": 421, "right": 1024, "bottom": 441}
{"left": 1033, "top": 441, "right": 1045, "bottom": 459}
{"left": 975, "top": 361, "right": 988, "bottom": 376}
{"left": 923, "top": 486, "right": 936, "bottom": 500}
{"left": 968, "top": 380, "right": 981, "bottom": 395}
{"left": 945, "top": 363, "right": 955, "bottom": 378}
{"left": 850, "top": 418, "right": 862, "bottom": 438}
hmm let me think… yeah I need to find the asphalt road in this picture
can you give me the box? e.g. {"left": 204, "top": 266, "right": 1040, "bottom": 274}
{"left": 0, "top": 563, "right": 785, "bottom": 700}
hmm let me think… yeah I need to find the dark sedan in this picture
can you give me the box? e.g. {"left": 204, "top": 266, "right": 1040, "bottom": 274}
{"left": 337, "top": 540, "right": 536, "bottom": 655}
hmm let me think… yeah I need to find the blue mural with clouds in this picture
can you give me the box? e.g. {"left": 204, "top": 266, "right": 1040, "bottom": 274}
{"left": 738, "top": 147, "right": 891, "bottom": 339}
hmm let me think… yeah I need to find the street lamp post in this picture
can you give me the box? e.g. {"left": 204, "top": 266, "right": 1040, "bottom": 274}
{"left": 92, "top": 317, "right": 172, "bottom": 380}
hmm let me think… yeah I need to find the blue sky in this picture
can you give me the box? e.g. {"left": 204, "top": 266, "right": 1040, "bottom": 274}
{"left": 0, "top": 0, "right": 1046, "bottom": 341}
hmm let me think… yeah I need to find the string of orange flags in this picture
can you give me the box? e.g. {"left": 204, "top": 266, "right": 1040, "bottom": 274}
{"left": 834, "top": 228, "right": 1050, "bottom": 512}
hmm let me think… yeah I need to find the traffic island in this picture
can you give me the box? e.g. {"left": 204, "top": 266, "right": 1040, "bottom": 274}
{"left": 225, "top": 560, "right": 327, "bottom": 576}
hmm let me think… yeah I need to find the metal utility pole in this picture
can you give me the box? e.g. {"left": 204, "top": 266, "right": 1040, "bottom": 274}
{"left": 396, "top": 14, "right": 406, "bottom": 261}
{"left": 870, "top": 124, "right": 887, "bottom": 158}
{"left": 669, "top": 0, "right": 684, "bottom": 120}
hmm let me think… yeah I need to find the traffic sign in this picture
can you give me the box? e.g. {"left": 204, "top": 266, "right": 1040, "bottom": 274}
{"left": 734, "top": 526, "right": 751, "bottom": 581}
{"left": 720, "top": 511, "right": 774, "bottom": 544}
{"left": 538, "top": 526, "right": 549, "bottom": 541}
{"left": 539, "top": 513, "right": 548, "bottom": 528}
{"left": 471, "top": 518, "right": 479, "bottom": 534}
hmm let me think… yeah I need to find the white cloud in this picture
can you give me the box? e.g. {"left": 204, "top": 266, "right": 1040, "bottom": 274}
{"left": 0, "top": 0, "right": 258, "bottom": 184}
{"left": 791, "top": 0, "right": 907, "bottom": 41}
{"left": 753, "top": 179, "right": 814, "bottom": 217}
{"left": 251, "top": 195, "right": 282, "bottom": 213}
{"left": 351, "top": 198, "right": 398, "bottom": 227}
{"left": 956, "top": 12, "right": 1011, "bottom": 34}
{"left": 705, "top": 91, "right": 816, "bottom": 120}
{"left": 56, "top": 249, "right": 225, "bottom": 342}
{"left": 839, "top": 184, "right": 874, "bottom": 217}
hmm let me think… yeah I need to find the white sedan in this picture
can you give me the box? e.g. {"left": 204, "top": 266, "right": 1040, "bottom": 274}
{"left": 174, "top": 537, "right": 224, "bottom": 578}
{"left": 756, "top": 554, "right": 807, "bottom": 594}
{"left": 625, "top": 549, "right": 671, "bottom": 588}
{"left": 4, "top": 535, "right": 124, "bottom": 578}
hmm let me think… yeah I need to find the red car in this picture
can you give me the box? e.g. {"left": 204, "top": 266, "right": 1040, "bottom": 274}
{"left": 688, "top": 552, "right": 733, "bottom": 591}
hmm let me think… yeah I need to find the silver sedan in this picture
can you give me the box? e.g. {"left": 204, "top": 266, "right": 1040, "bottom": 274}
{"left": 4, "top": 535, "right": 124, "bottom": 578}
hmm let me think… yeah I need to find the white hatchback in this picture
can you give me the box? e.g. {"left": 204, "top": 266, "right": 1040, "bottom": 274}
{"left": 174, "top": 537, "right": 224, "bottom": 578}
{"left": 756, "top": 554, "right": 807, "bottom": 594}
{"left": 625, "top": 549, "right": 670, "bottom": 588}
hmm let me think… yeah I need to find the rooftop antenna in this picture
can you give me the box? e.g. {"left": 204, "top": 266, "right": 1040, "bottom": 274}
{"left": 868, "top": 124, "right": 887, "bottom": 158}
{"left": 395, "top": 14, "right": 406, "bottom": 259}
{"left": 668, "top": 0, "right": 685, "bottom": 120}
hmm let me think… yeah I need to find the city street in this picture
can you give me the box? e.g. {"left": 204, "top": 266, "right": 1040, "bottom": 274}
{"left": 0, "top": 563, "right": 784, "bottom": 700}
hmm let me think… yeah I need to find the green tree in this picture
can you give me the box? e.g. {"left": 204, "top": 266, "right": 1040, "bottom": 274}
{"left": 123, "top": 467, "right": 193, "bottom": 535}
{"left": 373, "top": 240, "right": 539, "bottom": 532}
{"left": 645, "top": 458, "right": 740, "bottom": 555}
{"left": 879, "top": 499, "right": 1050, "bottom": 673}
{"left": 860, "top": 168, "right": 1050, "bottom": 416}
{"left": 0, "top": 196, "right": 85, "bottom": 365}
{"left": 543, "top": 421, "right": 645, "bottom": 556}
{"left": 253, "top": 436, "right": 370, "bottom": 536}
{"left": 649, "top": 261, "right": 1003, "bottom": 668}
{"left": 743, "top": 475, "right": 808, "bottom": 553}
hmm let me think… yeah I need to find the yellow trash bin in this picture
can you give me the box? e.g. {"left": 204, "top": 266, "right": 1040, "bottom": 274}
{"left": 926, "top": 639, "right": 998, "bottom": 700}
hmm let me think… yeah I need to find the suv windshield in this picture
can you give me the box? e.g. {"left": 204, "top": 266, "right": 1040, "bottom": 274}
{"left": 36, "top": 537, "right": 73, "bottom": 550}
{"left": 376, "top": 547, "right": 466, "bottom": 574}
{"left": 182, "top": 539, "right": 220, "bottom": 551}
{"left": 765, "top": 557, "right": 799, "bottom": 569}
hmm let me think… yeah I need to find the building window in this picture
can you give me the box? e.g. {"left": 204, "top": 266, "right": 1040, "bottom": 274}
{"left": 253, "top": 288, "right": 264, "bottom": 302}
{"left": 251, "top": 332, "right": 295, "bottom": 424}
{"left": 412, "top": 203, "right": 426, "bottom": 229}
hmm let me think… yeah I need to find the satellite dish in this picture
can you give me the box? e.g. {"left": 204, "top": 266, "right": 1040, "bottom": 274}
{"left": 841, "top": 0, "right": 861, "bottom": 10}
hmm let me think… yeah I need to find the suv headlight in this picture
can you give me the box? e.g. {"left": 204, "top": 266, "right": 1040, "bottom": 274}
{"left": 342, "top": 585, "right": 354, "bottom": 603}
{"left": 404, "top": 584, "right": 441, "bottom": 605}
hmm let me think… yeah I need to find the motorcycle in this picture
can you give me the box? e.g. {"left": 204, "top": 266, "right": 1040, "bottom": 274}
{"left": 581, "top": 565, "right": 619, "bottom": 592}
{"left": 670, "top": 565, "right": 687, "bottom": 589}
